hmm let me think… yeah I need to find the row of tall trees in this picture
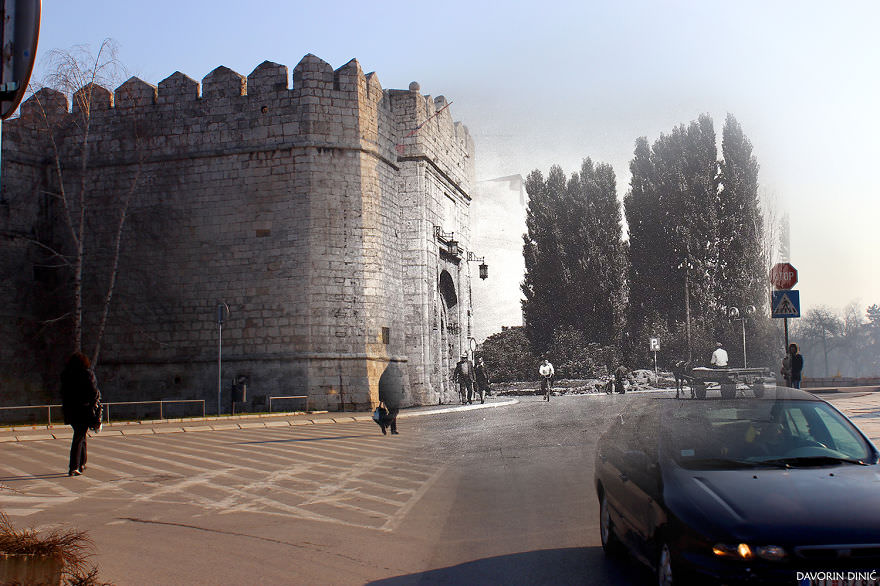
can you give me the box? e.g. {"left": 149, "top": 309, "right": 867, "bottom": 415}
{"left": 521, "top": 159, "right": 627, "bottom": 353}
{"left": 520, "top": 114, "right": 773, "bottom": 371}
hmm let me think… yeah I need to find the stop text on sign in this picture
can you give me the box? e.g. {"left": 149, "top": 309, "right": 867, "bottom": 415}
{"left": 770, "top": 263, "right": 798, "bottom": 290}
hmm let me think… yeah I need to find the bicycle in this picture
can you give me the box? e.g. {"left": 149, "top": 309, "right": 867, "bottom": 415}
{"left": 541, "top": 375, "right": 552, "bottom": 401}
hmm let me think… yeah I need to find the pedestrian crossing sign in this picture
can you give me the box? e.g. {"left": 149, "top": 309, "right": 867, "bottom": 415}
{"left": 771, "top": 290, "right": 800, "bottom": 318}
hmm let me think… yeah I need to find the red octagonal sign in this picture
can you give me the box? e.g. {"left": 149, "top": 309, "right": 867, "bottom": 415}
{"left": 770, "top": 262, "right": 798, "bottom": 290}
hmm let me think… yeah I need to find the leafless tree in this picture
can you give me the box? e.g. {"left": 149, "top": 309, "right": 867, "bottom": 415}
{"left": 27, "top": 39, "right": 142, "bottom": 366}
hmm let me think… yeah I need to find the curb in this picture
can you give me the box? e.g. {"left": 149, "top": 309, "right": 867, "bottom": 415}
{"left": 0, "top": 399, "right": 520, "bottom": 443}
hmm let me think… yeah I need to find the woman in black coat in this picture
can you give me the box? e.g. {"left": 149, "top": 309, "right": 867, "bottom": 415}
{"left": 378, "top": 363, "right": 404, "bottom": 435}
{"left": 61, "top": 352, "right": 100, "bottom": 476}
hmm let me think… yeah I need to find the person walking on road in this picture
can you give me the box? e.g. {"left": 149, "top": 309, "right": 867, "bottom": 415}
{"left": 61, "top": 352, "right": 100, "bottom": 476}
{"left": 453, "top": 354, "right": 476, "bottom": 404}
{"left": 788, "top": 343, "right": 804, "bottom": 389}
{"left": 539, "top": 358, "right": 555, "bottom": 401}
{"left": 710, "top": 342, "right": 729, "bottom": 368}
{"left": 474, "top": 357, "right": 490, "bottom": 404}
{"left": 378, "top": 363, "right": 404, "bottom": 435}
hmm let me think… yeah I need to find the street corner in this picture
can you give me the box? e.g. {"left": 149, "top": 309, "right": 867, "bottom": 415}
{"left": 399, "top": 398, "right": 519, "bottom": 419}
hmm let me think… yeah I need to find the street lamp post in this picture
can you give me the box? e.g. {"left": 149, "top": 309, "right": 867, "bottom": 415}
{"left": 217, "top": 303, "right": 229, "bottom": 415}
{"left": 724, "top": 305, "right": 756, "bottom": 368}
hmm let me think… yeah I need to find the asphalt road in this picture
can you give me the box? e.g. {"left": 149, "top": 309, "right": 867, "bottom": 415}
{"left": 0, "top": 393, "right": 657, "bottom": 585}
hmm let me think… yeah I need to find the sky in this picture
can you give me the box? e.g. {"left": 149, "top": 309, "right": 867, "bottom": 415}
{"left": 34, "top": 0, "right": 880, "bottom": 327}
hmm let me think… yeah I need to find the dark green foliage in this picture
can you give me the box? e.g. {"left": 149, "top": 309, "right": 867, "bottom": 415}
{"left": 718, "top": 114, "right": 765, "bottom": 313}
{"left": 625, "top": 115, "right": 720, "bottom": 351}
{"left": 549, "top": 326, "right": 619, "bottom": 379}
{"left": 521, "top": 160, "right": 627, "bottom": 354}
{"left": 479, "top": 327, "right": 538, "bottom": 382}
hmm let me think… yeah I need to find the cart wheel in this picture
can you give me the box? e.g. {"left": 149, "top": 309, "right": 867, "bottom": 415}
{"left": 720, "top": 384, "right": 736, "bottom": 399}
{"left": 693, "top": 382, "right": 707, "bottom": 399}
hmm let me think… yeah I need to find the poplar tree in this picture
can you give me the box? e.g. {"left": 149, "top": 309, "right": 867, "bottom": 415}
{"left": 521, "top": 167, "right": 566, "bottom": 352}
{"left": 521, "top": 160, "right": 626, "bottom": 353}
{"left": 624, "top": 116, "right": 719, "bottom": 359}
{"left": 717, "top": 114, "right": 764, "bottom": 311}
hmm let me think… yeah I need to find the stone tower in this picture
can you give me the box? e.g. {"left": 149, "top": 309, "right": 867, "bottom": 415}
{"left": 0, "top": 54, "right": 476, "bottom": 414}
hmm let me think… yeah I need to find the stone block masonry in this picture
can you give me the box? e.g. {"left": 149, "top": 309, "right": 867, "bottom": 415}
{"left": 0, "top": 54, "right": 476, "bottom": 413}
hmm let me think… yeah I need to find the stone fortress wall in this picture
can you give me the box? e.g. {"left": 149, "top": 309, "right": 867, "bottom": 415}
{"left": 0, "top": 54, "right": 476, "bottom": 413}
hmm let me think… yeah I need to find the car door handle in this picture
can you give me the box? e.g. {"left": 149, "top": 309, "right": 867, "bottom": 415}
{"left": 619, "top": 473, "right": 628, "bottom": 482}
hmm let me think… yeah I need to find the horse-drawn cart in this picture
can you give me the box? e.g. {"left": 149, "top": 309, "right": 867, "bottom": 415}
{"left": 689, "top": 367, "right": 773, "bottom": 399}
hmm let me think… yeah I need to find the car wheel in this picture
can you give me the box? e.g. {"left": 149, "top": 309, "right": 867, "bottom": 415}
{"left": 600, "top": 492, "right": 624, "bottom": 557}
{"left": 657, "top": 542, "right": 674, "bottom": 586}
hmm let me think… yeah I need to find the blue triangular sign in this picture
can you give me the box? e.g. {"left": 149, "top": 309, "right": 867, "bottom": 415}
{"left": 772, "top": 290, "right": 800, "bottom": 318}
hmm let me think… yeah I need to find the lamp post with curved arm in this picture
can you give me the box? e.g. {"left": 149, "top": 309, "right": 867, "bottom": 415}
{"left": 723, "top": 305, "right": 757, "bottom": 368}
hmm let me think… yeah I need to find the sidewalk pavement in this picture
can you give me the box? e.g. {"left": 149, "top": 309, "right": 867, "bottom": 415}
{"left": 823, "top": 391, "right": 880, "bottom": 444}
{"left": 0, "top": 398, "right": 519, "bottom": 443}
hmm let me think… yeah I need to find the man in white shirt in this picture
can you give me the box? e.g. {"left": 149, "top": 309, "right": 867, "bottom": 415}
{"left": 538, "top": 359, "right": 555, "bottom": 401}
{"left": 710, "top": 342, "right": 729, "bottom": 368}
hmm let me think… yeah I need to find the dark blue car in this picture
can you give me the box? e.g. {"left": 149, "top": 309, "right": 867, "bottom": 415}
{"left": 595, "top": 388, "right": 880, "bottom": 585}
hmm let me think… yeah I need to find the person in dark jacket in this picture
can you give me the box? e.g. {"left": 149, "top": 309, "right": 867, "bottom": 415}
{"left": 453, "top": 354, "right": 476, "bottom": 404}
{"left": 788, "top": 343, "right": 804, "bottom": 389}
{"left": 474, "top": 358, "right": 490, "bottom": 404}
{"left": 61, "top": 352, "right": 100, "bottom": 476}
{"left": 378, "top": 362, "right": 405, "bottom": 435}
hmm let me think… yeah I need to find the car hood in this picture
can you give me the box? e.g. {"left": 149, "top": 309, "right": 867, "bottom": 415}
{"left": 663, "top": 463, "right": 880, "bottom": 544}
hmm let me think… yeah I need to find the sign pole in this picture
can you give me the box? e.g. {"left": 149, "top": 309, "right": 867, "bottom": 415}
{"left": 784, "top": 317, "right": 789, "bottom": 351}
{"left": 218, "top": 320, "right": 222, "bottom": 415}
{"left": 653, "top": 351, "right": 657, "bottom": 375}
{"left": 217, "top": 303, "right": 228, "bottom": 416}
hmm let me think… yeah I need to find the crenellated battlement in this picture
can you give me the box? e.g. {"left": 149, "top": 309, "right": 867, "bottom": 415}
{"left": 10, "top": 54, "right": 472, "bottom": 181}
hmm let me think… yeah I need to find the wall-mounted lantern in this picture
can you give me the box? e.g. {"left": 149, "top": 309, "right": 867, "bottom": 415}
{"left": 467, "top": 251, "right": 489, "bottom": 280}
{"left": 433, "top": 225, "right": 461, "bottom": 258}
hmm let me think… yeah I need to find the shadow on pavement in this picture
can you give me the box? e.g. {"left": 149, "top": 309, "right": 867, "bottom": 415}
{"left": 0, "top": 473, "right": 69, "bottom": 482}
{"left": 367, "top": 547, "right": 653, "bottom": 585}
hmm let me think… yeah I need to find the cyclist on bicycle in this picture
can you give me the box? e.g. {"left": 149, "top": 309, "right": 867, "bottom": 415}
{"left": 539, "top": 358, "right": 555, "bottom": 401}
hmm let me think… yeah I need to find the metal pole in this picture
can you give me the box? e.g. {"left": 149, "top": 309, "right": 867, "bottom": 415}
{"left": 218, "top": 321, "right": 222, "bottom": 416}
{"left": 742, "top": 318, "right": 747, "bottom": 368}
{"left": 784, "top": 317, "right": 789, "bottom": 351}
{"left": 684, "top": 265, "right": 692, "bottom": 363}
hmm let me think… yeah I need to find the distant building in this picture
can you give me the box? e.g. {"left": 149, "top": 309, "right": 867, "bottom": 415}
{"left": 0, "top": 54, "right": 477, "bottom": 412}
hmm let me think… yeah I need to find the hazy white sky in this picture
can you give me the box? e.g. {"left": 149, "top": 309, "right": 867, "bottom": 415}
{"left": 36, "top": 0, "right": 879, "bottom": 317}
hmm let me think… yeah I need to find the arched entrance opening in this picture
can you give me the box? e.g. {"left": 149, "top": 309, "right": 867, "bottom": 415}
{"left": 438, "top": 270, "right": 459, "bottom": 403}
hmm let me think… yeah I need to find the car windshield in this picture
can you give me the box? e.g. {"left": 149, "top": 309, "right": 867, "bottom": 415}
{"left": 661, "top": 399, "right": 875, "bottom": 468}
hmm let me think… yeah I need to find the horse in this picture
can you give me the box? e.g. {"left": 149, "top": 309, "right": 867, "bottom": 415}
{"left": 672, "top": 360, "right": 694, "bottom": 399}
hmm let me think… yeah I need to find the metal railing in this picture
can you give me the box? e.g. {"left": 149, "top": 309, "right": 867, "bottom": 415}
{"left": 268, "top": 395, "right": 309, "bottom": 412}
{"left": 0, "top": 399, "right": 206, "bottom": 427}
{"left": 102, "top": 400, "right": 206, "bottom": 423}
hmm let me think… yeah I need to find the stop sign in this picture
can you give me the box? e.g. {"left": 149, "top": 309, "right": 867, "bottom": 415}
{"left": 770, "top": 262, "right": 798, "bottom": 289}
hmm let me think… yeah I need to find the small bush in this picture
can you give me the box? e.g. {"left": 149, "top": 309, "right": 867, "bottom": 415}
{"left": 0, "top": 512, "right": 111, "bottom": 585}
